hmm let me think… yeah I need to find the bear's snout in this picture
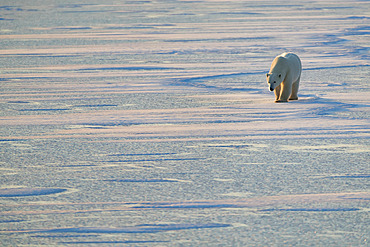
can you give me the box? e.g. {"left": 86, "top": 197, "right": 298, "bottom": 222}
{"left": 269, "top": 87, "right": 274, "bottom": 91}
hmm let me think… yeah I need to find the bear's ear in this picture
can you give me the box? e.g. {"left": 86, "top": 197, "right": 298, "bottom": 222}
{"left": 266, "top": 73, "right": 270, "bottom": 77}
{"left": 278, "top": 74, "right": 281, "bottom": 78}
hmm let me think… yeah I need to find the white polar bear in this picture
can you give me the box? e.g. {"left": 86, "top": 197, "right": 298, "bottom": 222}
{"left": 266, "top": 52, "right": 302, "bottom": 102}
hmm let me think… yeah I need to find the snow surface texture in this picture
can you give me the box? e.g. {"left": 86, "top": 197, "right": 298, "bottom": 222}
{"left": 0, "top": 0, "right": 369, "bottom": 246}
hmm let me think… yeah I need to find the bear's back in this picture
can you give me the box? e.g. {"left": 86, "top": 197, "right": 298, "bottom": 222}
{"left": 280, "top": 52, "right": 302, "bottom": 74}
{"left": 280, "top": 52, "right": 299, "bottom": 61}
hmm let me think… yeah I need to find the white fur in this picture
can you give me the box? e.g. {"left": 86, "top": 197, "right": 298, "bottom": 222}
{"left": 266, "top": 52, "right": 302, "bottom": 102}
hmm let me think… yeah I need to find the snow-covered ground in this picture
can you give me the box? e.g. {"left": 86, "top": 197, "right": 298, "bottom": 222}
{"left": 0, "top": 0, "right": 369, "bottom": 246}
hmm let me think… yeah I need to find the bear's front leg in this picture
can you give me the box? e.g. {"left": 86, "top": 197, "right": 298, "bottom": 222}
{"left": 275, "top": 82, "right": 291, "bottom": 103}
{"left": 274, "top": 84, "right": 281, "bottom": 101}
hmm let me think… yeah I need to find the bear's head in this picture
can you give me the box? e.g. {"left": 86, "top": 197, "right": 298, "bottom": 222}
{"left": 266, "top": 73, "right": 284, "bottom": 91}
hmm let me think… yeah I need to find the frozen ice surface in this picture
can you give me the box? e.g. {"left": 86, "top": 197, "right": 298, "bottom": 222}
{"left": 0, "top": 0, "right": 369, "bottom": 246}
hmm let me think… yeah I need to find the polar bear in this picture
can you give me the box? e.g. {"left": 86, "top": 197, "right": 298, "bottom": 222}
{"left": 266, "top": 52, "right": 302, "bottom": 102}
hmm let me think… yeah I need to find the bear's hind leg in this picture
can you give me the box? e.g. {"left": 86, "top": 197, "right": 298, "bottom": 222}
{"left": 289, "top": 76, "right": 300, "bottom": 100}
